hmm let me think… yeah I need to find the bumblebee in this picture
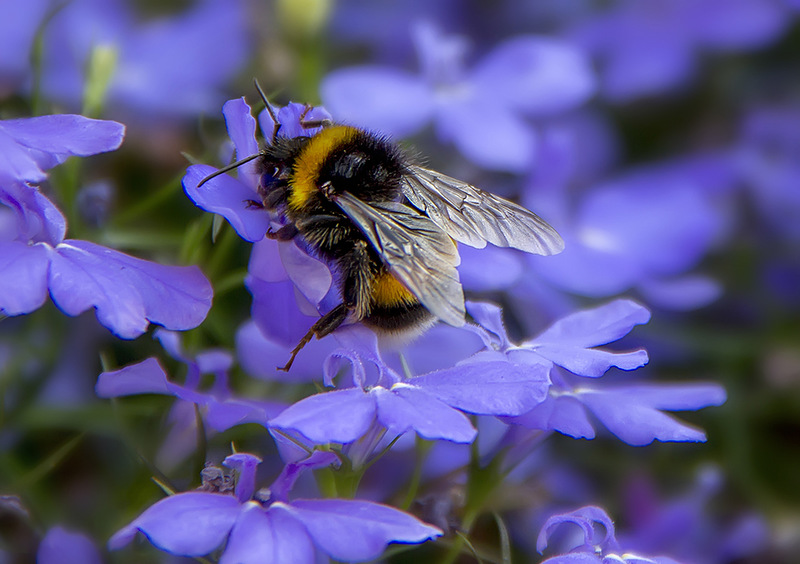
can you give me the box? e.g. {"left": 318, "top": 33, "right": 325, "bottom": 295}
{"left": 200, "top": 87, "right": 564, "bottom": 371}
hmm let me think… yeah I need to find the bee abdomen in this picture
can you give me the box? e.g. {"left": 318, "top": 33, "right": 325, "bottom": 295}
{"left": 364, "top": 301, "right": 434, "bottom": 334}
{"left": 364, "top": 271, "right": 435, "bottom": 334}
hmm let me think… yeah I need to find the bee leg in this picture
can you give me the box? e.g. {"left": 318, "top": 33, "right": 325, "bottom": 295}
{"left": 299, "top": 104, "right": 333, "bottom": 130}
{"left": 278, "top": 303, "right": 349, "bottom": 371}
{"left": 265, "top": 223, "right": 298, "bottom": 241}
{"left": 261, "top": 183, "right": 290, "bottom": 210}
{"left": 244, "top": 199, "right": 264, "bottom": 209}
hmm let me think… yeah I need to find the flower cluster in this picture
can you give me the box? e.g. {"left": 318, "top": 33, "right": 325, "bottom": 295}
{"left": 0, "top": 114, "right": 211, "bottom": 337}
{"left": 2, "top": 1, "right": 793, "bottom": 563}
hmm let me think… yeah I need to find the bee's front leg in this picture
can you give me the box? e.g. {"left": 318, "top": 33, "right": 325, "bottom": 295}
{"left": 265, "top": 223, "right": 299, "bottom": 241}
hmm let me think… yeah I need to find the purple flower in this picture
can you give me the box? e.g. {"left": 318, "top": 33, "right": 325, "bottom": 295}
{"left": 270, "top": 326, "right": 549, "bottom": 461}
{"left": 522, "top": 155, "right": 734, "bottom": 310}
{"left": 96, "top": 332, "right": 283, "bottom": 435}
{"left": 184, "top": 97, "right": 331, "bottom": 243}
{"left": 0, "top": 0, "right": 50, "bottom": 91}
{"left": 270, "top": 324, "right": 550, "bottom": 462}
{"left": 109, "top": 452, "right": 442, "bottom": 563}
{"left": 537, "top": 505, "right": 681, "bottom": 564}
{"left": 0, "top": 113, "right": 212, "bottom": 337}
{"left": 37, "top": 526, "right": 102, "bottom": 564}
{"left": 465, "top": 299, "right": 651, "bottom": 378}
{"left": 31, "top": 0, "right": 250, "bottom": 119}
{"left": 236, "top": 319, "right": 340, "bottom": 382}
{"left": 569, "top": 0, "right": 788, "bottom": 101}
{"left": 619, "top": 468, "right": 769, "bottom": 564}
{"left": 0, "top": 113, "right": 124, "bottom": 184}
{"left": 488, "top": 300, "right": 727, "bottom": 445}
{"left": 321, "top": 23, "right": 595, "bottom": 172}
{"left": 0, "top": 182, "right": 212, "bottom": 337}
{"left": 184, "top": 97, "right": 340, "bottom": 345}
{"left": 736, "top": 105, "right": 800, "bottom": 241}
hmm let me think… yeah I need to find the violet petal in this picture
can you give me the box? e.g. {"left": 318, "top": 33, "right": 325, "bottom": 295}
{"left": 413, "top": 360, "right": 550, "bottom": 416}
{"left": 0, "top": 241, "right": 49, "bottom": 315}
{"left": 269, "top": 388, "right": 377, "bottom": 444}
{"left": 183, "top": 164, "right": 270, "bottom": 242}
{"left": 279, "top": 498, "right": 442, "bottom": 561}
{"left": 506, "top": 394, "right": 595, "bottom": 439}
{"left": 49, "top": 240, "right": 212, "bottom": 339}
{"left": 0, "top": 114, "right": 124, "bottom": 173}
{"left": 95, "top": 357, "right": 170, "bottom": 397}
{"left": 470, "top": 36, "right": 595, "bottom": 115}
{"left": 221, "top": 502, "right": 314, "bottom": 564}
{"left": 38, "top": 526, "right": 102, "bottom": 564}
{"left": 375, "top": 385, "right": 476, "bottom": 443}
{"left": 222, "top": 97, "right": 260, "bottom": 189}
{"left": 320, "top": 66, "right": 434, "bottom": 137}
{"left": 108, "top": 492, "right": 241, "bottom": 555}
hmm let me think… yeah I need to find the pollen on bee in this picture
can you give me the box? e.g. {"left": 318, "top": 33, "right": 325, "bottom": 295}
{"left": 371, "top": 271, "right": 418, "bottom": 307}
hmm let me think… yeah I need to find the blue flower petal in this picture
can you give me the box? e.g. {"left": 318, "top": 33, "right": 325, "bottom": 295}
{"left": 183, "top": 164, "right": 270, "bottom": 242}
{"left": 0, "top": 241, "right": 49, "bottom": 315}
{"left": 637, "top": 275, "right": 722, "bottom": 311}
{"left": 0, "top": 115, "right": 124, "bottom": 179}
{"left": 375, "top": 385, "right": 476, "bottom": 443}
{"left": 269, "top": 388, "right": 377, "bottom": 444}
{"left": 470, "top": 36, "right": 595, "bottom": 115}
{"left": 108, "top": 492, "right": 241, "bottom": 555}
{"left": 532, "top": 299, "right": 651, "bottom": 349}
{"left": 236, "top": 320, "right": 335, "bottom": 382}
{"left": 576, "top": 384, "right": 726, "bottom": 446}
{"left": 0, "top": 182, "right": 67, "bottom": 246}
{"left": 95, "top": 357, "right": 170, "bottom": 397}
{"left": 222, "top": 97, "right": 260, "bottom": 189}
{"left": 49, "top": 240, "right": 212, "bottom": 339}
{"left": 537, "top": 505, "right": 617, "bottom": 554}
{"left": 279, "top": 498, "right": 442, "bottom": 561}
{"left": 269, "top": 451, "right": 341, "bottom": 502}
{"left": 205, "top": 399, "right": 283, "bottom": 432}
{"left": 320, "top": 66, "right": 434, "bottom": 137}
{"left": 506, "top": 394, "right": 595, "bottom": 439}
{"left": 435, "top": 99, "right": 537, "bottom": 173}
{"left": 221, "top": 503, "right": 314, "bottom": 564}
{"left": 38, "top": 526, "right": 102, "bottom": 564}
{"left": 414, "top": 360, "right": 550, "bottom": 416}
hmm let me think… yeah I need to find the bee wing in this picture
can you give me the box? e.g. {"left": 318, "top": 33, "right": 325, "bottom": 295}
{"left": 333, "top": 192, "right": 465, "bottom": 327}
{"left": 401, "top": 165, "right": 565, "bottom": 255}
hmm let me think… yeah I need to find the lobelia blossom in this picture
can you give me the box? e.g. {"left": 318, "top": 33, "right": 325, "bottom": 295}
{"left": 618, "top": 467, "right": 769, "bottom": 564}
{"left": 537, "top": 505, "right": 681, "bottom": 564}
{"left": 109, "top": 451, "right": 442, "bottom": 563}
{"left": 269, "top": 324, "right": 551, "bottom": 466}
{"left": 8, "top": 0, "right": 250, "bottom": 118}
{"left": 0, "top": 0, "right": 50, "bottom": 92}
{"left": 96, "top": 330, "right": 285, "bottom": 469}
{"left": 37, "top": 526, "right": 102, "bottom": 564}
{"left": 183, "top": 97, "right": 337, "bottom": 347}
{"left": 321, "top": 22, "right": 595, "bottom": 172}
{"left": 458, "top": 299, "right": 726, "bottom": 445}
{"left": 521, "top": 153, "right": 736, "bottom": 311}
{"left": 567, "top": 0, "right": 789, "bottom": 102}
{"left": 0, "top": 115, "right": 212, "bottom": 338}
{"left": 735, "top": 105, "right": 800, "bottom": 242}
{"left": 0, "top": 113, "right": 125, "bottom": 185}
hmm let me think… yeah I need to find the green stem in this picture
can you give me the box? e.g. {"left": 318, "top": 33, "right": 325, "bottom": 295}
{"left": 401, "top": 437, "right": 433, "bottom": 510}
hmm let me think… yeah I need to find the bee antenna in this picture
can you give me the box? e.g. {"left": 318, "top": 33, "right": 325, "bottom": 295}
{"left": 197, "top": 153, "right": 261, "bottom": 188}
{"left": 253, "top": 78, "right": 281, "bottom": 143}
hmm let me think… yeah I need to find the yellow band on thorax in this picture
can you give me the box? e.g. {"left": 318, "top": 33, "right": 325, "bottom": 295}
{"left": 289, "top": 125, "right": 359, "bottom": 210}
